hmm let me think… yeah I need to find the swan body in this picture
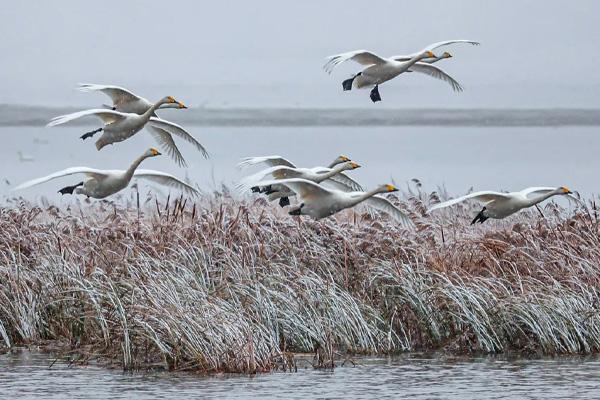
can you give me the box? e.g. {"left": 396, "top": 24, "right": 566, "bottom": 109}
{"left": 13, "top": 148, "right": 200, "bottom": 199}
{"left": 324, "top": 49, "right": 460, "bottom": 102}
{"left": 259, "top": 178, "right": 413, "bottom": 227}
{"left": 428, "top": 186, "right": 574, "bottom": 224}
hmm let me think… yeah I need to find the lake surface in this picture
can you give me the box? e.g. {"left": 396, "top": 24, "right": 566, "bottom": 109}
{"left": 1, "top": 124, "right": 598, "bottom": 202}
{"left": 1, "top": 351, "right": 599, "bottom": 399}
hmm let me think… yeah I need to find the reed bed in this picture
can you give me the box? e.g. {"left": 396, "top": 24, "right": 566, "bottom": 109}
{"left": 1, "top": 187, "right": 599, "bottom": 373}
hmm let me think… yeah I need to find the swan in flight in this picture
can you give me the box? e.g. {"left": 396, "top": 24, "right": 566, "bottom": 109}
{"left": 325, "top": 40, "right": 478, "bottom": 102}
{"left": 239, "top": 161, "right": 363, "bottom": 207}
{"left": 48, "top": 96, "right": 208, "bottom": 165}
{"left": 428, "top": 186, "right": 574, "bottom": 224}
{"left": 258, "top": 178, "right": 413, "bottom": 228}
{"left": 13, "top": 148, "right": 200, "bottom": 199}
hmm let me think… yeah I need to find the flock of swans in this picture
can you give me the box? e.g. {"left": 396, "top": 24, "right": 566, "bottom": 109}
{"left": 12, "top": 39, "right": 577, "bottom": 227}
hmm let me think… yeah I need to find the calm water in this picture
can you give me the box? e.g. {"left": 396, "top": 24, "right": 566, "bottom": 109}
{"left": 1, "top": 351, "right": 599, "bottom": 399}
{"left": 1, "top": 124, "right": 598, "bottom": 202}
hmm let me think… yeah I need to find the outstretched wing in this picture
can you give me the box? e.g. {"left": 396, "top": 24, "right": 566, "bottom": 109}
{"left": 77, "top": 83, "right": 143, "bottom": 106}
{"left": 519, "top": 187, "right": 557, "bottom": 198}
{"left": 47, "top": 109, "right": 126, "bottom": 127}
{"left": 133, "top": 169, "right": 200, "bottom": 198}
{"left": 237, "top": 166, "right": 306, "bottom": 192}
{"left": 409, "top": 63, "right": 463, "bottom": 92}
{"left": 259, "top": 178, "right": 334, "bottom": 202}
{"left": 310, "top": 167, "right": 363, "bottom": 192}
{"left": 146, "top": 125, "right": 187, "bottom": 167}
{"left": 237, "top": 155, "right": 296, "bottom": 170}
{"left": 363, "top": 195, "right": 414, "bottom": 229}
{"left": 391, "top": 39, "right": 480, "bottom": 61}
{"left": 147, "top": 117, "right": 209, "bottom": 159}
{"left": 12, "top": 167, "right": 109, "bottom": 191}
{"left": 323, "top": 50, "right": 388, "bottom": 74}
{"left": 427, "top": 191, "right": 511, "bottom": 213}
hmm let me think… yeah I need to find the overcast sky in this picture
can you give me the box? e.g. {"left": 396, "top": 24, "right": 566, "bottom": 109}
{"left": 1, "top": 0, "right": 599, "bottom": 108}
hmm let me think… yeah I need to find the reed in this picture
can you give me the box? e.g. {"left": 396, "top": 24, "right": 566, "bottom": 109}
{"left": 0, "top": 188, "right": 598, "bottom": 372}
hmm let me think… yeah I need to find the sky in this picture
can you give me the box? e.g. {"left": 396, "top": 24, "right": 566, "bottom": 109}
{"left": 1, "top": 0, "right": 599, "bottom": 108}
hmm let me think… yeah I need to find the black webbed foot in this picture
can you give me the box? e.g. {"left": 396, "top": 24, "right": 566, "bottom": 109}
{"left": 58, "top": 181, "right": 84, "bottom": 195}
{"left": 370, "top": 85, "right": 382, "bottom": 103}
{"left": 80, "top": 128, "right": 102, "bottom": 140}
{"left": 288, "top": 203, "right": 304, "bottom": 216}
{"left": 279, "top": 197, "right": 290, "bottom": 208}
{"left": 471, "top": 207, "right": 489, "bottom": 225}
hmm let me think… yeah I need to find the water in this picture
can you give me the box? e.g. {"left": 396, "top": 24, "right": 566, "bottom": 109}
{"left": 1, "top": 124, "right": 598, "bottom": 202}
{"left": 1, "top": 351, "right": 599, "bottom": 399}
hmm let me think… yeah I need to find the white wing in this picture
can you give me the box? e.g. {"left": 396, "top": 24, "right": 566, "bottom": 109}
{"left": 77, "top": 83, "right": 143, "bottom": 105}
{"left": 259, "top": 178, "right": 334, "bottom": 201}
{"left": 519, "top": 187, "right": 557, "bottom": 198}
{"left": 12, "top": 167, "right": 109, "bottom": 191}
{"left": 363, "top": 195, "right": 414, "bottom": 229}
{"left": 148, "top": 117, "right": 209, "bottom": 159}
{"left": 323, "top": 50, "right": 389, "bottom": 74}
{"left": 47, "top": 109, "right": 126, "bottom": 127}
{"left": 237, "top": 155, "right": 296, "bottom": 170}
{"left": 409, "top": 63, "right": 463, "bottom": 92}
{"left": 427, "top": 191, "right": 511, "bottom": 213}
{"left": 133, "top": 169, "right": 200, "bottom": 198}
{"left": 146, "top": 125, "right": 187, "bottom": 168}
{"left": 237, "top": 166, "right": 305, "bottom": 192}
{"left": 391, "top": 39, "right": 480, "bottom": 60}
{"left": 311, "top": 167, "right": 363, "bottom": 192}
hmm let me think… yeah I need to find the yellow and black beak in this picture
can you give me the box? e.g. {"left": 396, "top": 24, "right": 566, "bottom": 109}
{"left": 386, "top": 184, "right": 399, "bottom": 192}
{"left": 178, "top": 101, "right": 187, "bottom": 109}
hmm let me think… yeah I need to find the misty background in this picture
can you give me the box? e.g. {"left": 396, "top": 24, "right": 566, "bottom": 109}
{"left": 1, "top": 0, "right": 599, "bottom": 109}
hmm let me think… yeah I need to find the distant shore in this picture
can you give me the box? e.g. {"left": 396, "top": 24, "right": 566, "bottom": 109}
{"left": 2, "top": 105, "right": 600, "bottom": 127}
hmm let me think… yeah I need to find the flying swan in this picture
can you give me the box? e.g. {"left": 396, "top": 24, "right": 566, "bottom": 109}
{"left": 427, "top": 186, "right": 575, "bottom": 224}
{"left": 13, "top": 148, "right": 200, "bottom": 199}
{"left": 257, "top": 178, "right": 414, "bottom": 228}
{"left": 324, "top": 40, "right": 479, "bottom": 102}
{"left": 48, "top": 95, "right": 208, "bottom": 165}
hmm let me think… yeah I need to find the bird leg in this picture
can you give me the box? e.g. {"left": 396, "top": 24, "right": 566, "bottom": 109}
{"left": 370, "top": 85, "right": 382, "bottom": 102}
{"left": 471, "top": 207, "right": 489, "bottom": 225}
{"left": 279, "top": 197, "right": 290, "bottom": 208}
{"left": 342, "top": 72, "right": 361, "bottom": 91}
{"left": 250, "top": 186, "right": 261, "bottom": 193}
{"left": 58, "top": 181, "right": 84, "bottom": 195}
{"left": 80, "top": 127, "right": 103, "bottom": 140}
{"left": 288, "top": 203, "right": 304, "bottom": 216}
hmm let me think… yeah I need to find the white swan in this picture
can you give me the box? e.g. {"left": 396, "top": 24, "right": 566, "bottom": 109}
{"left": 257, "top": 178, "right": 413, "bottom": 227}
{"left": 389, "top": 39, "right": 480, "bottom": 63}
{"left": 324, "top": 50, "right": 462, "bottom": 103}
{"left": 48, "top": 96, "right": 208, "bottom": 165}
{"left": 13, "top": 148, "right": 200, "bottom": 199}
{"left": 427, "top": 186, "right": 574, "bottom": 224}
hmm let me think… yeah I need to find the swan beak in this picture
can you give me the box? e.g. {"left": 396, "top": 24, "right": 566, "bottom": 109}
{"left": 425, "top": 51, "right": 436, "bottom": 58}
{"left": 562, "top": 186, "right": 572, "bottom": 194}
{"left": 386, "top": 184, "right": 399, "bottom": 192}
{"left": 340, "top": 155, "right": 350, "bottom": 162}
{"left": 350, "top": 162, "right": 361, "bottom": 169}
{"left": 150, "top": 148, "right": 161, "bottom": 156}
{"left": 178, "top": 101, "right": 187, "bottom": 109}
{"left": 445, "top": 52, "right": 453, "bottom": 58}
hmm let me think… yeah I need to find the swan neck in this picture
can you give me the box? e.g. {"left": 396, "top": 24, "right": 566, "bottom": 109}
{"left": 350, "top": 187, "right": 383, "bottom": 206}
{"left": 525, "top": 190, "right": 559, "bottom": 207}
{"left": 124, "top": 154, "right": 149, "bottom": 180}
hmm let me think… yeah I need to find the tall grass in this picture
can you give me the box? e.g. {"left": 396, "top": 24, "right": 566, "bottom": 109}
{"left": 0, "top": 188, "right": 598, "bottom": 372}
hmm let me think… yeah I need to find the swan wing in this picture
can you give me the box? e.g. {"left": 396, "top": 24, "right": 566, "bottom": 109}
{"left": 148, "top": 117, "right": 209, "bottom": 159}
{"left": 237, "top": 155, "right": 296, "bottom": 170}
{"left": 47, "top": 109, "right": 126, "bottom": 127}
{"left": 427, "top": 191, "right": 511, "bottom": 213}
{"left": 323, "top": 50, "right": 388, "bottom": 74}
{"left": 409, "top": 63, "right": 463, "bottom": 92}
{"left": 12, "top": 167, "right": 109, "bottom": 191}
{"left": 237, "top": 166, "right": 305, "bottom": 192}
{"left": 133, "top": 169, "right": 200, "bottom": 198}
{"left": 146, "top": 125, "right": 187, "bottom": 167}
{"left": 363, "top": 195, "right": 414, "bottom": 229}
{"left": 390, "top": 39, "right": 480, "bottom": 60}
{"left": 77, "top": 83, "right": 143, "bottom": 105}
{"left": 327, "top": 172, "right": 364, "bottom": 192}
{"left": 260, "top": 178, "right": 334, "bottom": 202}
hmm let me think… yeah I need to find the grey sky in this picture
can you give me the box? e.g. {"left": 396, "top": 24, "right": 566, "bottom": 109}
{"left": 1, "top": 0, "right": 599, "bottom": 108}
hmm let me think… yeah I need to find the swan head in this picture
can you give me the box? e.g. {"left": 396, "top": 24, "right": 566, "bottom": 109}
{"left": 384, "top": 184, "right": 399, "bottom": 193}
{"left": 345, "top": 161, "right": 361, "bottom": 170}
{"left": 163, "top": 96, "right": 187, "bottom": 109}
{"left": 442, "top": 52, "right": 452, "bottom": 59}
{"left": 559, "top": 186, "right": 572, "bottom": 194}
{"left": 422, "top": 50, "right": 436, "bottom": 59}
{"left": 146, "top": 148, "right": 162, "bottom": 158}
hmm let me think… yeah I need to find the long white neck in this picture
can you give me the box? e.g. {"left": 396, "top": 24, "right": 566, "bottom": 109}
{"left": 124, "top": 153, "right": 149, "bottom": 181}
{"left": 524, "top": 189, "right": 562, "bottom": 207}
{"left": 348, "top": 187, "right": 385, "bottom": 207}
{"left": 315, "top": 164, "right": 349, "bottom": 183}
{"left": 141, "top": 99, "right": 165, "bottom": 121}
{"left": 402, "top": 53, "right": 428, "bottom": 69}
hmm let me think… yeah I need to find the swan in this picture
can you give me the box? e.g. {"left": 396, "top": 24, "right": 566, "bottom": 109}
{"left": 257, "top": 178, "right": 413, "bottom": 227}
{"left": 13, "top": 148, "right": 200, "bottom": 199}
{"left": 389, "top": 39, "right": 480, "bottom": 63}
{"left": 47, "top": 97, "right": 208, "bottom": 165}
{"left": 427, "top": 186, "right": 574, "bottom": 224}
{"left": 239, "top": 161, "right": 363, "bottom": 207}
